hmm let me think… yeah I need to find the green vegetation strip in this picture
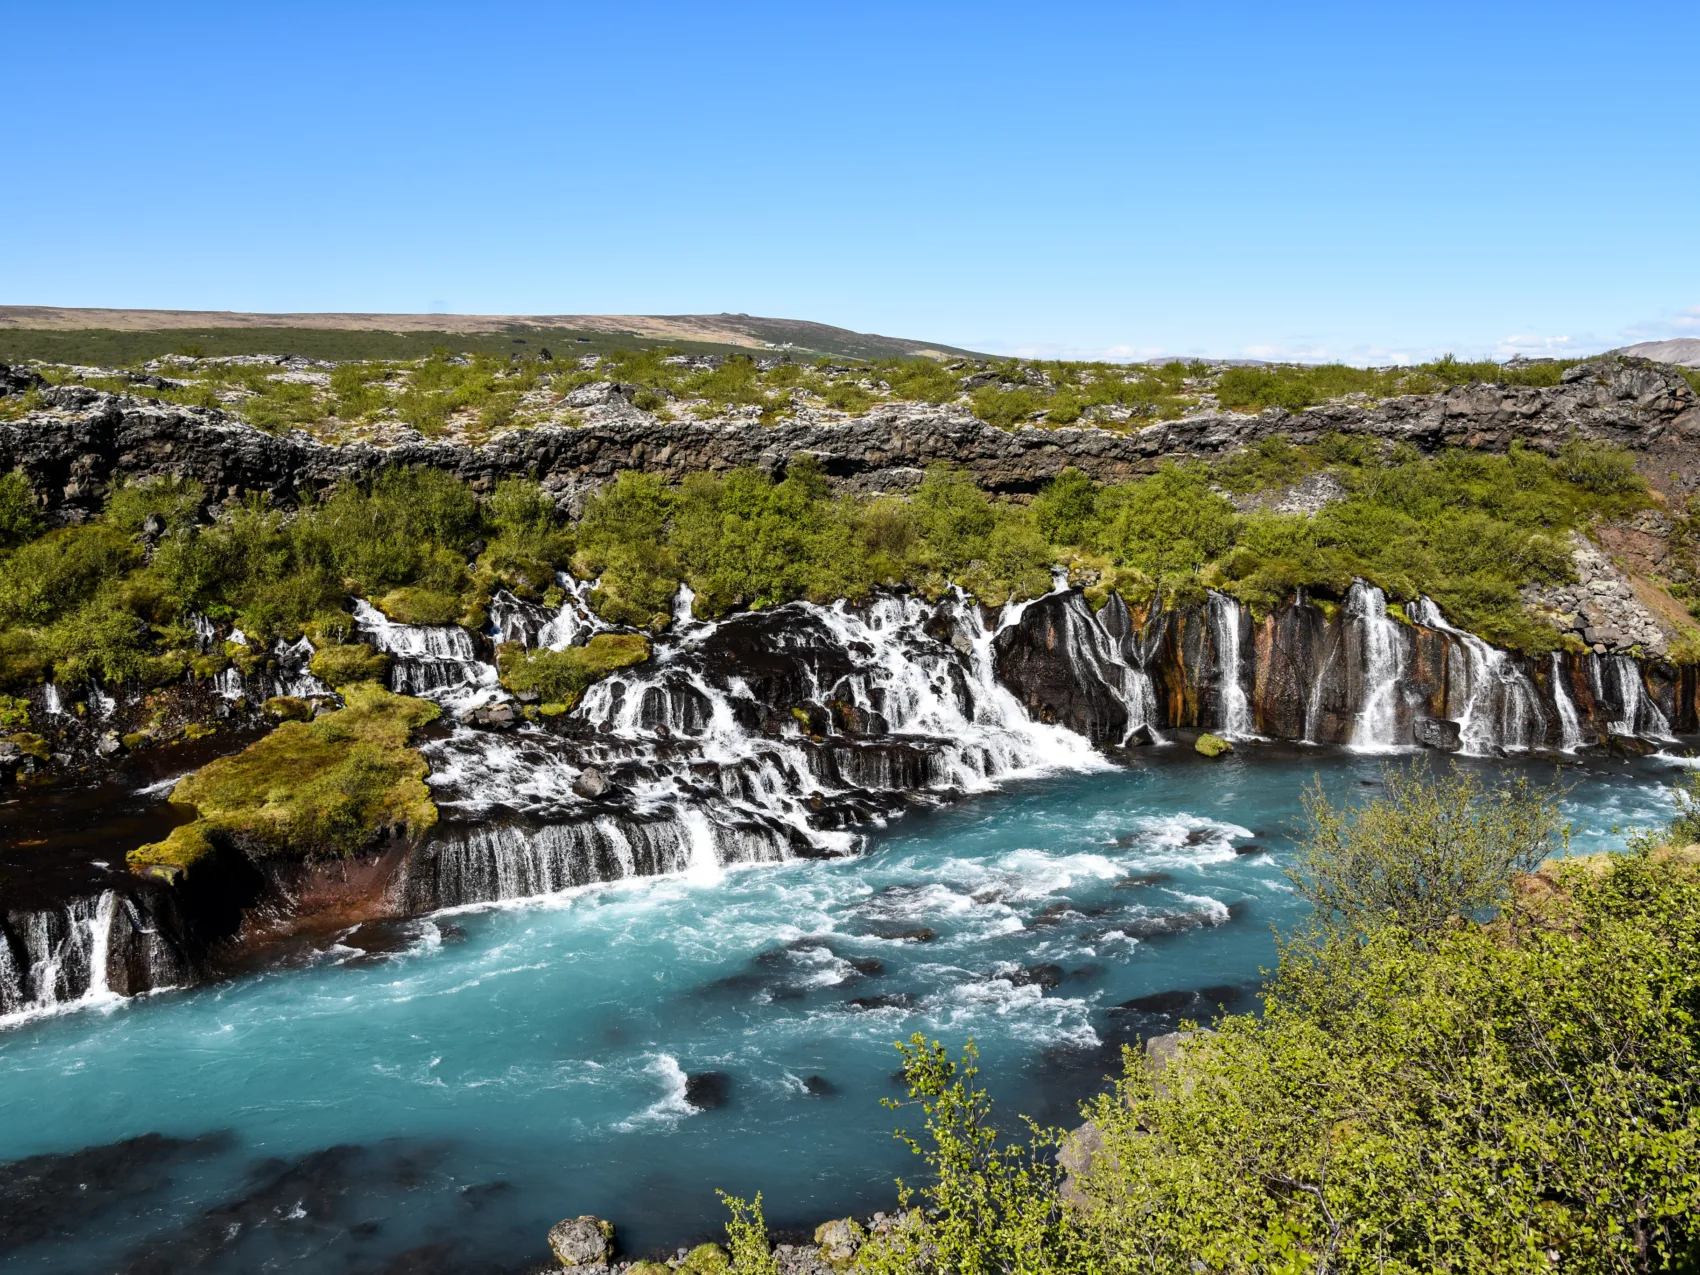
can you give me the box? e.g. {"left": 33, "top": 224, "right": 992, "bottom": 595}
{"left": 0, "top": 425, "right": 1687, "bottom": 705}
{"left": 128, "top": 682, "right": 440, "bottom": 874}
{"left": 8, "top": 342, "right": 1639, "bottom": 443}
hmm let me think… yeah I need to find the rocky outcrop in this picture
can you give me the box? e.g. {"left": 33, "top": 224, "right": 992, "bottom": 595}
{"left": 2, "top": 357, "right": 1697, "bottom": 523}
{"left": 1523, "top": 528, "right": 1675, "bottom": 656}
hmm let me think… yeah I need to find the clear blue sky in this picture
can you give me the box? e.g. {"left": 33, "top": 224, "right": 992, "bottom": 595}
{"left": 5, "top": 1, "right": 1696, "bottom": 363}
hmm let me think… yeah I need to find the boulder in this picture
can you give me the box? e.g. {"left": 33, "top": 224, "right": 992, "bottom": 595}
{"left": 813, "top": 1217, "right": 864, "bottom": 1264}
{"left": 675, "top": 1242, "right": 730, "bottom": 1274}
{"left": 684, "top": 1071, "right": 731, "bottom": 1109}
{"left": 547, "top": 1214, "right": 614, "bottom": 1268}
{"left": 572, "top": 766, "right": 611, "bottom": 799}
{"left": 1194, "top": 733, "right": 1231, "bottom": 757}
{"left": 1413, "top": 716, "right": 1462, "bottom": 751}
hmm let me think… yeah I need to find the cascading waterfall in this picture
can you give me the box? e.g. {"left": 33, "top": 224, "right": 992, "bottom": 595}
{"left": 0, "top": 891, "right": 118, "bottom": 1019}
{"left": 1549, "top": 652, "right": 1584, "bottom": 752}
{"left": 414, "top": 588, "right": 1113, "bottom": 908}
{"left": 1207, "top": 591, "right": 1256, "bottom": 739}
{"left": 1344, "top": 581, "right": 1406, "bottom": 751}
{"left": 353, "top": 599, "right": 500, "bottom": 708}
{"left": 1041, "top": 590, "right": 1162, "bottom": 745}
{"left": 1409, "top": 597, "right": 1546, "bottom": 754}
{"left": 1602, "top": 654, "right": 1674, "bottom": 740}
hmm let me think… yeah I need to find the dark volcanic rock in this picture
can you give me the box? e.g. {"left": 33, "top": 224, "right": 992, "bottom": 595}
{"left": 1413, "top": 716, "right": 1463, "bottom": 751}
{"left": 4, "top": 356, "right": 1697, "bottom": 525}
{"left": 0, "top": 1131, "right": 233, "bottom": 1254}
{"left": 994, "top": 592, "right": 1131, "bottom": 745}
{"left": 684, "top": 1071, "right": 733, "bottom": 1109}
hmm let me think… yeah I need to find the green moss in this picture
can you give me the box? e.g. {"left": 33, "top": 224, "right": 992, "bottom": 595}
{"left": 180, "top": 722, "right": 217, "bottom": 741}
{"left": 1195, "top": 732, "right": 1233, "bottom": 757}
{"left": 189, "top": 652, "right": 232, "bottom": 678}
{"left": 120, "top": 732, "right": 151, "bottom": 751}
{"left": 128, "top": 822, "right": 217, "bottom": 878}
{"left": 375, "top": 586, "right": 461, "bottom": 626}
{"left": 149, "top": 682, "right": 440, "bottom": 861}
{"left": 5, "top": 731, "right": 48, "bottom": 760}
{"left": 265, "top": 695, "right": 314, "bottom": 722}
{"left": 0, "top": 694, "right": 30, "bottom": 731}
{"left": 308, "top": 643, "right": 390, "bottom": 688}
{"left": 496, "top": 633, "right": 651, "bottom": 709}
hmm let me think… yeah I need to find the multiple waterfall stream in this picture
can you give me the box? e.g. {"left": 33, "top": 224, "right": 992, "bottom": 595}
{"left": 1, "top": 577, "right": 1694, "bottom": 1024}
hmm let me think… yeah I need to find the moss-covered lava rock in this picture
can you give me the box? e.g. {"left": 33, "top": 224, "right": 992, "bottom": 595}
{"left": 1195, "top": 732, "right": 1233, "bottom": 757}
{"left": 495, "top": 633, "right": 651, "bottom": 711}
{"left": 307, "top": 642, "right": 390, "bottom": 688}
{"left": 127, "top": 682, "right": 440, "bottom": 873}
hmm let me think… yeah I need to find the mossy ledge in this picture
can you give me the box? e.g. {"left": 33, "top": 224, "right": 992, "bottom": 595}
{"left": 128, "top": 682, "right": 440, "bottom": 878}
{"left": 495, "top": 633, "right": 651, "bottom": 712}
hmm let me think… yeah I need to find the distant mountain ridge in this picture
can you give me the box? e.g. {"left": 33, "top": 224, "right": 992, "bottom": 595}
{"left": 1614, "top": 338, "right": 1700, "bottom": 368}
{"left": 0, "top": 306, "right": 989, "bottom": 363}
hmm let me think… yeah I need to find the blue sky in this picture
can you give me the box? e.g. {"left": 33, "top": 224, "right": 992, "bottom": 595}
{"left": 4, "top": 1, "right": 1696, "bottom": 363}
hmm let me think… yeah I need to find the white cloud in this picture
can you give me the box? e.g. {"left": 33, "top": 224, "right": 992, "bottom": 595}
{"left": 1621, "top": 305, "right": 1700, "bottom": 340}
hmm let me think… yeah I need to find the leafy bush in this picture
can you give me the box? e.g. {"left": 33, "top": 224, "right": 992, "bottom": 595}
{"left": 0, "top": 470, "right": 41, "bottom": 548}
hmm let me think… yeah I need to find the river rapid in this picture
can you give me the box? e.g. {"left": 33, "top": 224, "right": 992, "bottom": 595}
{"left": 0, "top": 746, "right": 1686, "bottom": 1273}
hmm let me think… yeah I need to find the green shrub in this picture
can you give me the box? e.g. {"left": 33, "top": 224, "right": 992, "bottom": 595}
{"left": 0, "top": 470, "right": 41, "bottom": 548}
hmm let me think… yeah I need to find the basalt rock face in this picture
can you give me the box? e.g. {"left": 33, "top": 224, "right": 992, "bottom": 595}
{"left": 993, "top": 582, "right": 1695, "bottom": 753}
{"left": 2, "top": 357, "right": 1697, "bottom": 522}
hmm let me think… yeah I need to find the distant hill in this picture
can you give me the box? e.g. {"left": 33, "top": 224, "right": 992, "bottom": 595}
{"left": 0, "top": 307, "right": 989, "bottom": 365}
{"left": 1614, "top": 338, "right": 1700, "bottom": 367}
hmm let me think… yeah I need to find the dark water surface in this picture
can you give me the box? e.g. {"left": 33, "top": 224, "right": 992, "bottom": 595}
{"left": 0, "top": 747, "right": 1685, "bottom": 1272}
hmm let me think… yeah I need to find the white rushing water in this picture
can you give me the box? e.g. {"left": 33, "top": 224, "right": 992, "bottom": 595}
{"left": 1409, "top": 597, "right": 1547, "bottom": 754}
{"left": 1597, "top": 653, "right": 1675, "bottom": 741}
{"left": 1207, "top": 591, "right": 1257, "bottom": 739}
{"left": 415, "top": 587, "right": 1117, "bottom": 907}
{"left": 1549, "top": 652, "right": 1584, "bottom": 752}
{"left": 0, "top": 890, "right": 120, "bottom": 1021}
{"left": 353, "top": 598, "right": 501, "bottom": 709}
{"left": 1345, "top": 581, "right": 1406, "bottom": 751}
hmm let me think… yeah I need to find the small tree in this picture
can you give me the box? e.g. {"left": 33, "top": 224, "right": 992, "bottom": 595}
{"left": 1290, "top": 757, "right": 1568, "bottom": 938}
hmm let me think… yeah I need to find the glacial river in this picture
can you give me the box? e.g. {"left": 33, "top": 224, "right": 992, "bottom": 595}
{"left": 0, "top": 747, "right": 1686, "bottom": 1273}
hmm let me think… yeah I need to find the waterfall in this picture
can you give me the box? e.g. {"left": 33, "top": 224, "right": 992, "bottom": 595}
{"left": 1344, "top": 581, "right": 1406, "bottom": 751}
{"left": 489, "top": 575, "right": 608, "bottom": 652}
{"left": 189, "top": 612, "right": 219, "bottom": 652}
{"left": 1207, "top": 591, "right": 1256, "bottom": 739}
{"left": 1602, "top": 654, "right": 1674, "bottom": 740}
{"left": 1408, "top": 597, "right": 1546, "bottom": 754}
{"left": 353, "top": 599, "right": 500, "bottom": 707}
{"left": 421, "top": 590, "right": 1114, "bottom": 908}
{"left": 0, "top": 891, "right": 119, "bottom": 1022}
{"left": 1549, "top": 653, "right": 1584, "bottom": 752}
